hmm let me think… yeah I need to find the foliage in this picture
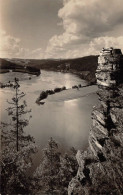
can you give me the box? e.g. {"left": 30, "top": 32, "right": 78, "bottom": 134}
{"left": 34, "top": 140, "right": 78, "bottom": 195}
{"left": 39, "top": 91, "right": 48, "bottom": 100}
{"left": 60, "top": 147, "right": 78, "bottom": 194}
{"left": 3, "top": 78, "right": 33, "bottom": 151}
{"left": 1, "top": 144, "right": 36, "bottom": 195}
{"left": 46, "top": 89, "right": 55, "bottom": 95}
{"left": 1, "top": 78, "right": 37, "bottom": 195}
{"left": 61, "top": 86, "right": 66, "bottom": 90}
{"left": 54, "top": 87, "right": 62, "bottom": 93}
{"left": 33, "top": 137, "right": 61, "bottom": 194}
{"left": 1, "top": 78, "right": 78, "bottom": 194}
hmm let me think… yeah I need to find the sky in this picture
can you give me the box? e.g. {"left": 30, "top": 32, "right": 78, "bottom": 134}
{"left": 0, "top": 0, "right": 123, "bottom": 59}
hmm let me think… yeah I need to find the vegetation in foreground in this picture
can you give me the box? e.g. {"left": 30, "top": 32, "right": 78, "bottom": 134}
{"left": 1, "top": 79, "right": 78, "bottom": 194}
{"left": 1, "top": 78, "right": 37, "bottom": 194}
{"left": 33, "top": 138, "right": 78, "bottom": 195}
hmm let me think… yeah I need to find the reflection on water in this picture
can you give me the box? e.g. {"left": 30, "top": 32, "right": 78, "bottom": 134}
{"left": 0, "top": 70, "right": 98, "bottom": 150}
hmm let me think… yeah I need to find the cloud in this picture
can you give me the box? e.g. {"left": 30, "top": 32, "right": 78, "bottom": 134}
{"left": 0, "top": 30, "right": 21, "bottom": 58}
{"left": 1, "top": 0, "right": 123, "bottom": 59}
{"left": 0, "top": 30, "right": 45, "bottom": 59}
{"left": 45, "top": 36, "right": 123, "bottom": 59}
{"left": 59, "top": 0, "right": 123, "bottom": 36}
{"left": 0, "top": 30, "right": 29, "bottom": 58}
{"left": 45, "top": 0, "right": 123, "bottom": 58}
{"left": 30, "top": 48, "right": 46, "bottom": 59}
{"left": 89, "top": 36, "right": 123, "bottom": 54}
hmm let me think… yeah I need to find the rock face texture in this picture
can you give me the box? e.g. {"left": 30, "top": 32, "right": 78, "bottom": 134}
{"left": 68, "top": 48, "right": 123, "bottom": 195}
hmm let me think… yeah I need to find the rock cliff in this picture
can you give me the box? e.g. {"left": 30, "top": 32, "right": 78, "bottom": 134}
{"left": 68, "top": 48, "right": 123, "bottom": 195}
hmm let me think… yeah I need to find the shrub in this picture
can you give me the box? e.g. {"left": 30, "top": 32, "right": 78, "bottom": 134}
{"left": 78, "top": 84, "right": 82, "bottom": 88}
{"left": 39, "top": 91, "right": 48, "bottom": 100}
{"left": 72, "top": 85, "right": 78, "bottom": 89}
{"left": 61, "top": 86, "right": 66, "bottom": 90}
{"left": 46, "top": 90, "right": 55, "bottom": 95}
{"left": 54, "top": 87, "right": 61, "bottom": 93}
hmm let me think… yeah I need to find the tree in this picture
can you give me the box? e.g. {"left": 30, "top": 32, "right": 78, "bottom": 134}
{"left": 34, "top": 137, "right": 61, "bottom": 194}
{"left": 5, "top": 77, "right": 33, "bottom": 151}
{"left": 33, "top": 140, "right": 78, "bottom": 195}
{"left": 59, "top": 147, "right": 78, "bottom": 194}
{"left": 1, "top": 78, "right": 37, "bottom": 195}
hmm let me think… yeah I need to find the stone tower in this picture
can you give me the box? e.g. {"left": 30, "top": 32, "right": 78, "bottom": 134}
{"left": 68, "top": 48, "right": 123, "bottom": 195}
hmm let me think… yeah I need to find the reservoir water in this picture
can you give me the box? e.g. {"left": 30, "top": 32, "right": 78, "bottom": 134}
{"left": 0, "top": 70, "right": 98, "bottom": 150}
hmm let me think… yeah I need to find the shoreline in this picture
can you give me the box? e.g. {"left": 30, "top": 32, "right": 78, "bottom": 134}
{"left": 0, "top": 67, "right": 96, "bottom": 84}
{"left": 41, "top": 68, "right": 96, "bottom": 84}
{"left": 0, "top": 70, "right": 98, "bottom": 102}
{"left": 0, "top": 68, "right": 40, "bottom": 75}
{"left": 38, "top": 85, "right": 98, "bottom": 104}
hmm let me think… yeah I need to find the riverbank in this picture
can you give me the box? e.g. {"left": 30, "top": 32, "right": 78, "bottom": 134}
{"left": 40, "top": 85, "right": 98, "bottom": 103}
{"left": 40, "top": 68, "right": 96, "bottom": 84}
{"left": 0, "top": 68, "right": 41, "bottom": 75}
{"left": 47, "top": 85, "right": 98, "bottom": 102}
{"left": 0, "top": 69, "right": 10, "bottom": 73}
{"left": 0, "top": 58, "right": 41, "bottom": 75}
{"left": 0, "top": 70, "right": 98, "bottom": 151}
{"left": 0, "top": 55, "right": 98, "bottom": 83}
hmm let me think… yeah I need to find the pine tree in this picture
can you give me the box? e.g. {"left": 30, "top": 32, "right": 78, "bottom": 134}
{"left": 34, "top": 137, "right": 61, "bottom": 194}
{"left": 1, "top": 78, "right": 37, "bottom": 195}
{"left": 5, "top": 77, "right": 33, "bottom": 151}
{"left": 59, "top": 147, "right": 78, "bottom": 194}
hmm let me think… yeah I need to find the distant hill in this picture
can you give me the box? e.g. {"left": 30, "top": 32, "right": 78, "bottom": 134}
{"left": 0, "top": 58, "right": 41, "bottom": 75}
{"left": 0, "top": 55, "right": 98, "bottom": 83}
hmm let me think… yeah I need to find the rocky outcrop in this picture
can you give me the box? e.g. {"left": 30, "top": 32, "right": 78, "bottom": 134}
{"left": 68, "top": 48, "right": 123, "bottom": 195}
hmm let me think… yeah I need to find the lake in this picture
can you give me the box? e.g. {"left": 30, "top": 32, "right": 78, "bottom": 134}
{"left": 0, "top": 70, "right": 98, "bottom": 151}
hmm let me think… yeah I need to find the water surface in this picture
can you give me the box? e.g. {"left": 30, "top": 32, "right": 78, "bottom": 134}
{"left": 0, "top": 70, "right": 98, "bottom": 150}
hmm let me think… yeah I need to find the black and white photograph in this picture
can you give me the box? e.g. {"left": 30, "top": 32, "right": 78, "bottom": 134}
{"left": 0, "top": 0, "right": 123, "bottom": 194}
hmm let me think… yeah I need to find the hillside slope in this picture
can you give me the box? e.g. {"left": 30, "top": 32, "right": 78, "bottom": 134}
{"left": 0, "top": 55, "right": 98, "bottom": 82}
